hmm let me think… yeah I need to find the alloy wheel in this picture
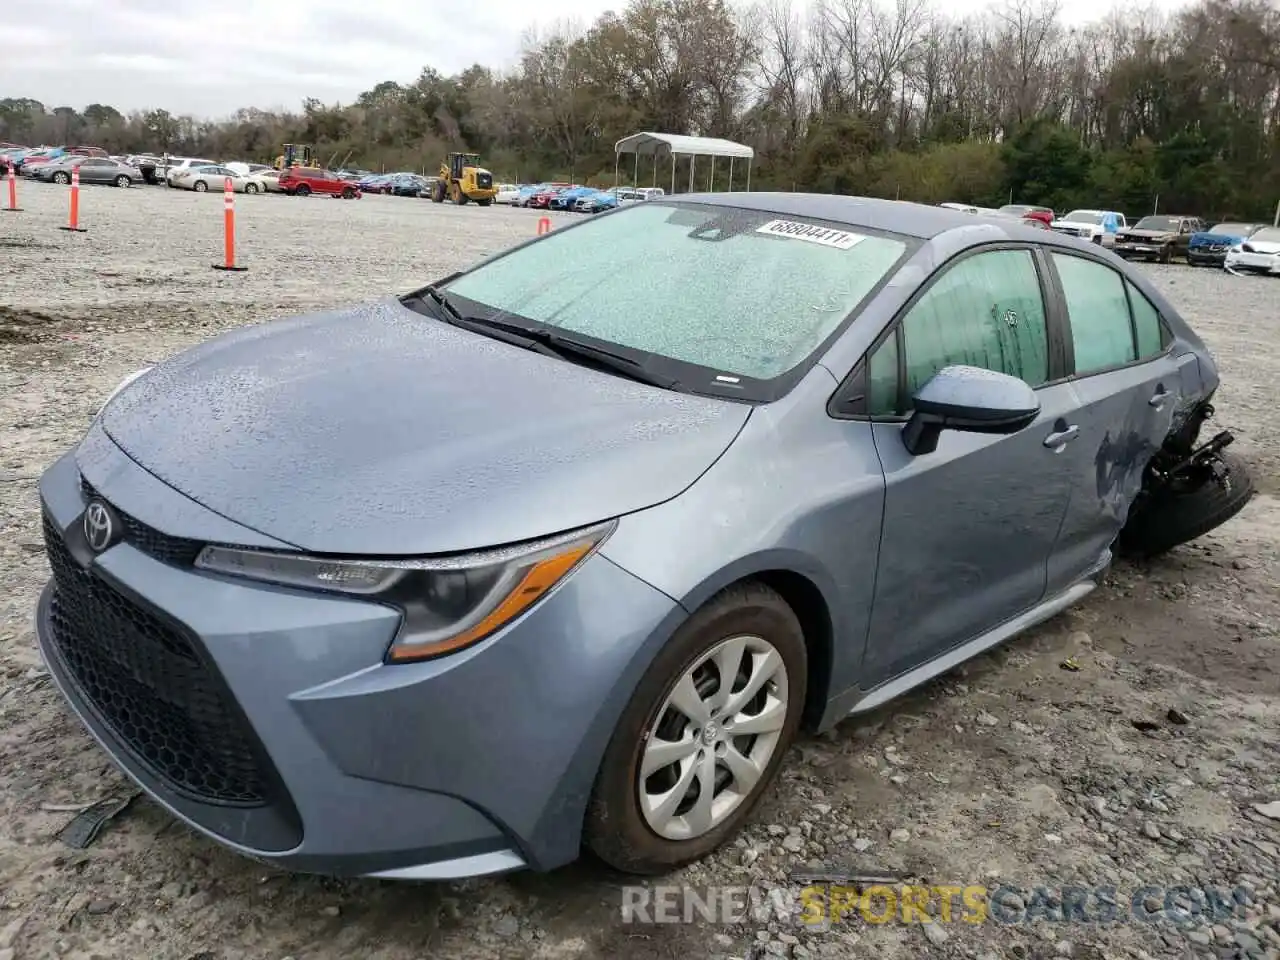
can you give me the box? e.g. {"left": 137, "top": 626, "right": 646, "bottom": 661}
{"left": 638, "top": 634, "right": 788, "bottom": 841}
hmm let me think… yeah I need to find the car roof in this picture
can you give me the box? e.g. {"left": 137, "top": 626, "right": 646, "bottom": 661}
{"left": 667, "top": 192, "right": 1074, "bottom": 242}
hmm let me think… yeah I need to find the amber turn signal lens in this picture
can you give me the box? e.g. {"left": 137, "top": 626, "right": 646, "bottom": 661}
{"left": 386, "top": 541, "right": 594, "bottom": 662}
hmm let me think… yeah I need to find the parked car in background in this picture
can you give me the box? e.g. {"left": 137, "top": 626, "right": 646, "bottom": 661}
{"left": 224, "top": 161, "right": 274, "bottom": 177}
{"left": 1113, "top": 215, "right": 1205, "bottom": 263}
{"left": 998, "top": 204, "right": 1054, "bottom": 225}
{"left": 572, "top": 190, "right": 608, "bottom": 213}
{"left": 550, "top": 186, "right": 598, "bottom": 211}
{"left": 357, "top": 174, "right": 393, "bottom": 193}
{"left": 495, "top": 184, "right": 523, "bottom": 204}
{"left": 19, "top": 154, "right": 70, "bottom": 178}
{"left": 278, "top": 167, "right": 361, "bottom": 198}
{"left": 1187, "top": 222, "right": 1264, "bottom": 267}
{"left": 1049, "top": 209, "right": 1126, "bottom": 246}
{"left": 28, "top": 155, "right": 143, "bottom": 187}
{"left": 169, "top": 165, "right": 272, "bottom": 194}
{"left": 527, "top": 186, "right": 569, "bottom": 209}
{"left": 514, "top": 184, "right": 545, "bottom": 206}
{"left": 122, "top": 155, "right": 165, "bottom": 184}
{"left": 36, "top": 196, "right": 1252, "bottom": 884}
{"left": 13, "top": 147, "right": 68, "bottom": 172}
{"left": 990, "top": 208, "right": 1053, "bottom": 231}
{"left": 163, "top": 157, "right": 220, "bottom": 185}
{"left": 576, "top": 189, "right": 622, "bottom": 213}
{"left": 523, "top": 183, "right": 573, "bottom": 207}
{"left": 257, "top": 169, "right": 286, "bottom": 193}
{"left": 386, "top": 173, "right": 431, "bottom": 197}
{"left": 1223, "top": 225, "right": 1280, "bottom": 275}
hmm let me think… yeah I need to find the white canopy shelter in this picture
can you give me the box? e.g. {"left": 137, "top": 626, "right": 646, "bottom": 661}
{"left": 614, "top": 132, "right": 754, "bottom": 195}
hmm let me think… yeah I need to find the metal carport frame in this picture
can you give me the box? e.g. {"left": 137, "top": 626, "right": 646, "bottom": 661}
{"left": 613, "top": 132, "right": 754, "bottom": 195}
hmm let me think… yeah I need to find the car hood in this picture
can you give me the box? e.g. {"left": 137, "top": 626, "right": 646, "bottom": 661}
{"left": 1050, "top": 221, "right": 1098, "bottom": 231}
{"left": 1122, "top": 229, "right": 1176, "bottom": 241}
{"left": 97, "top": 297, "right": 750, "bottom": 556}
{"left": 1191, "top": 232, "right": 1243, "bottom": 244}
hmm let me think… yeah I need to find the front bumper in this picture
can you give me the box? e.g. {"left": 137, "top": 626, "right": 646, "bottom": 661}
{"left": 1187, "top": 248, "right": 1227, "bottom": 265}
{"left": 35, "top": 435, "right": 680, "bottom": 878}
{"left": 1113, "top": 241, "right": 1169, "bottom": 258}
{"left": 1225, "top": 252, "right": 1280, "bottom": 274}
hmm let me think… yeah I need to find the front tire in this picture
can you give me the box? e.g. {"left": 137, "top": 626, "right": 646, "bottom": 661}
{"left": 584, "top": 583, "right": 806, "bottom": 875}
{"left": 53, "top": 172, "right": 70, "bottom": 185}
{"left": 194, "top": 180, "right": 208, "bottom": 192}
{"left": 1118, "top": 451, "right": 1255, "bottom": 559}
{"left": 245, "top": 182, "right": 258, "bottom": 194}
{"left": 114, "top": 175, "right": 131, "bottom": 188}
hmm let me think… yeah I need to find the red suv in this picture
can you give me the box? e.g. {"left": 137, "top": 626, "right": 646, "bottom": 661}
{"left": 278, "top": 167, "right": 361, "bottom": 199}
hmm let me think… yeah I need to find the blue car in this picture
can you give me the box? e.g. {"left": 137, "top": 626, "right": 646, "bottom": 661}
{"left": 33, "top": 194, "right": 1251, "bottom": 884}
{"left": 550, "top": 185, "right": 596, "bottom": 211}
{"left": 1187, "top": 221, "right": 1265, "bottom": 267}
{"left": 357, "top": 174, "right": 394, "bottom": 193}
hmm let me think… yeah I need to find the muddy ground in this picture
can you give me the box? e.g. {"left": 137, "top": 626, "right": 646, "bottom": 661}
{"left": 0, "top": 181, "right": 1277, "bottom": 960}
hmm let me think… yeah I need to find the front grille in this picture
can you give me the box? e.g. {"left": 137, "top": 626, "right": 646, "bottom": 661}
{"left": 42, "top": 513, "right": 269, "bottom": 806}
{"left": 79, "top": 476, "right": 203, "bottom": 566}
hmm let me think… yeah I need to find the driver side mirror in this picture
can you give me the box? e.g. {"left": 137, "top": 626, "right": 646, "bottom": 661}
{"left": 901, "top": 365, "right": 1040, "bottom": 456}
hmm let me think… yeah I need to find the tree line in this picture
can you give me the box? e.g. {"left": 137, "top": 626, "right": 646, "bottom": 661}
{"left": 2, "top": 0, "right": 1278, "bottom": 220}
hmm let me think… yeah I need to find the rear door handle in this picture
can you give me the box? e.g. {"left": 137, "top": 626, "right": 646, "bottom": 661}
{"left": 1043, "top": 425, "right": 1079, "bottom": 449}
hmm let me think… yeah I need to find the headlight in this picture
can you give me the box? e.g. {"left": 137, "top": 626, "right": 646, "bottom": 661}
{"left": 97, "top": 366, "right": 152, "bottom": 418}
{"left": 194, "top": 521, "right": 615, "bottom": 662}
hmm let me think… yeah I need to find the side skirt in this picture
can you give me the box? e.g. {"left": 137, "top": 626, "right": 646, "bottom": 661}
{"left": 822, "top": 579, "right": 1097, "bottom": 725}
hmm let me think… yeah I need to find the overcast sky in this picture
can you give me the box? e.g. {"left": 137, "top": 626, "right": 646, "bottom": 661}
{"left": 2, "top": 0, "right": 1194, "bottom": 118}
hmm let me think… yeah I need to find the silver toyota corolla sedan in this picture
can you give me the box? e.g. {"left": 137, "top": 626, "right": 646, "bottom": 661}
{"left": 35, "top": 194, "right": 1251, "bottom": 881}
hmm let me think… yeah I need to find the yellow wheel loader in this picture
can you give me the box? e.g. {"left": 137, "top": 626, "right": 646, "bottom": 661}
{"left": 430, "top": 152, "right": 498, "bottom": 205}
{"left": 274, "top": 144, "right": 314, "bottom": 170}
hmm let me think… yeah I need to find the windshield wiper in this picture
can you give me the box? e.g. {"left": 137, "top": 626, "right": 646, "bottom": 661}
{"left": 410, "top": 286, "right": 562, "bottom": 358}
{"left": 457, "top": 315, "right": 681, "bottom": 390}
{"left": 407, "top": 288, "right": 679, "bottom": 390}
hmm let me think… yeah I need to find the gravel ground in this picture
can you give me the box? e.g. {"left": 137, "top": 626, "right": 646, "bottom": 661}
{"left": 1, "top": 181, "right": 1278, "bottom": 960}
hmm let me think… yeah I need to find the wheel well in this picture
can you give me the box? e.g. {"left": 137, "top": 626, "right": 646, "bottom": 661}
{"left": 748, "top": 570, "right": 833, "bottom": 731}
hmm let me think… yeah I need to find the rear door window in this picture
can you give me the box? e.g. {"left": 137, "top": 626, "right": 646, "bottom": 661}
{"left": 1051, "top": 253, "right": 1170, "bottom": 374}
{"left": 1127, "top": 281, "right": 1167, "bottom": 359}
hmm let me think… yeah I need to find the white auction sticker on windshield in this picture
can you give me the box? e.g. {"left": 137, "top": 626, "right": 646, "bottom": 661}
{"left": 756, "top": 219, "right": 866, "bottom": 249}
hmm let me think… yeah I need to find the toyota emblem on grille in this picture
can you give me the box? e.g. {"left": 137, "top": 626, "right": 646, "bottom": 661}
{"left": 83, "top": 500, "right": 119, "bottom": 553}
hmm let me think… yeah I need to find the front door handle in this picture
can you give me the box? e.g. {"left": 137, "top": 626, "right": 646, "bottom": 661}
{"left": 1043, "top": 425, "right": 1080, "bottom": 449}
{"left": 1149, "top": 387, "right": 1168, "bottom": 410}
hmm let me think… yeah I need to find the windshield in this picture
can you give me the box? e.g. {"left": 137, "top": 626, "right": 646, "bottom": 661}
{"left": 1062, "top": 210, "right": 1102, "bottom": 224}
{"left": 442, "top": 201, "right": 911, "bottom": 392}
{"left": 1135, "top": 216, "right": 1180, "bottom": 232}
{"left": 1250, "top": 227, "right": 1280, "bottom": 244}
{"left": 1211, "top": 223, "right": 1254, "bottom": 235}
